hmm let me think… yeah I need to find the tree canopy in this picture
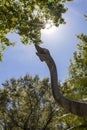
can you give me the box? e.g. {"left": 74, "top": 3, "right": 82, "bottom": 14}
{"left": 68, "top": 34, "right": 87, "bottom": 101}
{"left": 0, "top": 0, "right": 72, "bottom": 61}
{"left": 0, "top": 75, "right": 62, "bottom": 130}
{"left": 60, "top": 28, "right": 87, "bottom": 130}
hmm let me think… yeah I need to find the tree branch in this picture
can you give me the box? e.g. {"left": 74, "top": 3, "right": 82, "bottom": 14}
{"left": 67, "top": 124, "right": 87, "bottom": 130}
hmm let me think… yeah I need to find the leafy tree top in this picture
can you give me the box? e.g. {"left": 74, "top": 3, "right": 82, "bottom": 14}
{"left": 0, "top": 0, "right": 72, "bottom": 61}
{"left": 0, "top": 74, "right": 60, "bottom": 130}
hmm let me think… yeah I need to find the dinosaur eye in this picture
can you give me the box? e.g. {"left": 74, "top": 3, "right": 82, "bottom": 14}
{"left": 40, "top": 50, "right": 47, "bottom": 54}
{"left": 43, "top": 50, "right": 48, "bottom": 54}
{"left": 44, "top": 49, "right": 49, "bottom": 53}
{"left": 40, "top": 50, "right": 45, "bottom": 54}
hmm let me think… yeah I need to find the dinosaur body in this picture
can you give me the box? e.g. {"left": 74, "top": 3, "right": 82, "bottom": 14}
{"left": 35, "top": 44, "right": 87, "bottom": 118}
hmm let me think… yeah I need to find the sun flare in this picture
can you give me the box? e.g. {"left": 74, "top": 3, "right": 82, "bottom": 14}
{"left": 41, "top": 20, "right": 55, "bottom": 35}
{"left": 45, "top": 23, "right": 52, "bottom": 29}
{"left": 41, "top": 25, "right": 56, "bottom": 37}
{"left": 45, "top": 20, "right": 53, "bottom": 29}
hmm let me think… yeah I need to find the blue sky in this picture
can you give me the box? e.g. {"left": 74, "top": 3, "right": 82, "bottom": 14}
{"left": 0, "top": 0, "right": 87, "bottom": 86}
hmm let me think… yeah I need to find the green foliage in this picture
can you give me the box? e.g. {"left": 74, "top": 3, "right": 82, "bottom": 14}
{"left": 48, "top": 0, "right": 54, "bottom": 2}
{"left": 59, "top": 33, "right": 87, "bottom": 129}
{"left": 64, "top": 33, "right": 87, "bottom": 101}
{"left": 69, "top": 34, "right": 87, "bottom": 79}
{"left": 0, "top": 75, "right": 61, "bottom": 130}
{"left": 85, "top": 15, "right": 87, "bottom": 21}
{"left": 0, "top": 0, "right": 73, "bottom": 61}
{"left": 1, "top": 74, "right": 87, "bottom": 130}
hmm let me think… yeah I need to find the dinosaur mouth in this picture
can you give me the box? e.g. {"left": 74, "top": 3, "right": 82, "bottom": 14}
{"left": 35, "top": 44, "right": 44, "bottom": 61}
{"left": 35, "top": 44, "right": 44, "bottom": 55}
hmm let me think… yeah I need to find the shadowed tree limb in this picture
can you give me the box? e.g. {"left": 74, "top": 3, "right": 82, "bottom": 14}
{"left": 67, "top": 124, "right": 87, "bottom": 130}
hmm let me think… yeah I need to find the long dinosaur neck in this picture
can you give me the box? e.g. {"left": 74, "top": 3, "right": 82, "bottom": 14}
{"left": 45, "top": 54, "right": 87, "bottom": 118}
{"left": 46, "top": 56, "right": 62, "bottom": 101}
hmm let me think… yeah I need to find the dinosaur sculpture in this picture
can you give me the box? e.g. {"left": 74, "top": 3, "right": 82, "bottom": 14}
{"left": 35, "top": 44, "right": 87, "bottom": 118}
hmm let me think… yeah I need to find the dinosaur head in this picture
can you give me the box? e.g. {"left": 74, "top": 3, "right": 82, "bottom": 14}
{"left": 35, "top": 44, "right": 50, "bottom": 62}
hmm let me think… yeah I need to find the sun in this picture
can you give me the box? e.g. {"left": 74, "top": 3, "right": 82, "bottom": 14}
{"left": 41, "top": 20, "right": 55, "bottom": 34}
{"left": 41, "top": 20, "right": 56, "bottom": 37}
{"left": 45, "top": 23, "right": 52, "bottom": 29}
{"left": 45, "top": 20, "right": 53, "bottom": 29}
{"left": 41, "top": 26, "right": 56, "bottom": 37}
